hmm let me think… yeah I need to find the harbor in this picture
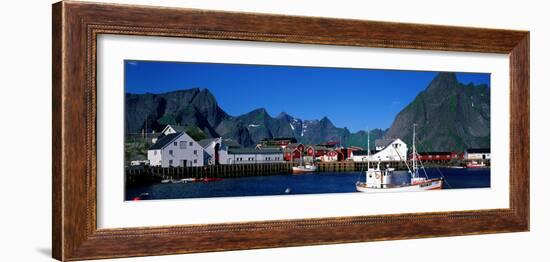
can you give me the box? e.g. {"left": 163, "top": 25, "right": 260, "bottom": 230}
{"left": 126, "top": 159, "right": 490, "bottom": 186}
{"left": 125, "top": 167, "right": 490, "bottom": 200}
{"left": 123, "top": 70, "right": 492, "bottom": 200}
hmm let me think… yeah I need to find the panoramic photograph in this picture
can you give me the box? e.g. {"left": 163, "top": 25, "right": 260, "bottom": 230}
{"left": 124, "top": 60, "right": 491, "bottom": 201}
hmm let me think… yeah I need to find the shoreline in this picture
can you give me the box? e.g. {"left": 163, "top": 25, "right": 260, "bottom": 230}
{"left": 126, "top": 161, "right": 491, "bottom": 186}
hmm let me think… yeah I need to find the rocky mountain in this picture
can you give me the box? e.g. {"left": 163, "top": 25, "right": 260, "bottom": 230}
{"left": 125, "top": 88, "right": 228, "bottom": 137}
{"left": 126, "top": 72, "right": 490, "bottom": 151}
{"left": 126, "top": 89, "right": 353, "bottom": 147}
{"left": 215, "top": 109, "right": 350, "bottom": 147}
{"left": 348, "top": 128, "right": 387, "bottom": 149}
{"left": 384, "top": 72, "right": 490, "bottom": 151}
{"left": 298, "top": 117, "right": 351, "bottom": 146}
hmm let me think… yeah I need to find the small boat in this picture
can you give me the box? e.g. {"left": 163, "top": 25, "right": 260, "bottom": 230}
{"left": 198, "top": 177, "right": 223, "bottom": 183}
{"left": 466, "top": 161, "right": 487, "bottom": 168}
{"left": 292, "top": 164, "right": 318, "bottom": 174}
{"left": 292, "top": 147, "right": 318, "bottom": 174}
{"left": 132, "top": 193, "right": 151, "bottom": 201}
{"left": 180, "top": 178, "right": 196, "bottom": 183}
{"left": 161, "top": 179, "right": 171, "bottom": 184}
{"left": 356, "top": 125, "right": 444, "bottom": 193}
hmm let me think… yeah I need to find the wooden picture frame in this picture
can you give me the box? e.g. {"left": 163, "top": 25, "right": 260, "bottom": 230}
{"left": 52, "top": 1, "right": 529, "bottom": 261}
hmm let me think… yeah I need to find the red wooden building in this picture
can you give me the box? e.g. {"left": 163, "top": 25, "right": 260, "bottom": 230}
{"left": 306, "top": 145, "right": 332, "bottom": 158}
{"left": 412, "top": 152, "right": 463, "bottom": 161}
{"left": 283, "top": 148, "right": 302, "bottom": 161}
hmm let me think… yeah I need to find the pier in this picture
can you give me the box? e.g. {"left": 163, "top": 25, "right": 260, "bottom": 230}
{"left": 126, "top": 159, "right": 489, "bottom": 186}
{"left": 126, "top": 162, "right": 294, "bottom": 185}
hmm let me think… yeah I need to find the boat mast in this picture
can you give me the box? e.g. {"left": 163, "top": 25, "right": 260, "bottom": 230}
{"left": 367, "top": 129, "right": 370, "bottom": 170}
{"left": 312, "top": 147, "right": 316, "bottom": 166}
{"left": 412, "top": 124, "right": 417, "bottom": 178}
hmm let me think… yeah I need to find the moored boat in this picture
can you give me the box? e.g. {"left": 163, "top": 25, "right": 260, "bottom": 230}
{"left": 292, "top": 145, "right": 318, "bottom": 174}
{"left": 356, "top": 124, "right": 444, "bottom": 193}
{"left": 466, "top": 161, "right": 487, "bottom": 168}
{"left": 180, "top": 178, "right": 196, "bottom": 183}
{"left": 292, "top": 164, "right": 318, "bottom": 174}
{"left": 198, "top": 177, "right": 223, "bottom": 182}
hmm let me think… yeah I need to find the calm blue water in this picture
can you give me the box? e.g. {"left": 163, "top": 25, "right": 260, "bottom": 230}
{"left": 125, "top": 168, "right": 490, "bottom": 200}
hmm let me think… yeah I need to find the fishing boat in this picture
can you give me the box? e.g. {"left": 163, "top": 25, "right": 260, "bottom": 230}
{"left": 180, "top": 178, "right": 196, "bottom": 183}
{"left": 292, "top": 164, "right": 318, "bottom": 174}
{"left": 356, "top": 125, "right": 443, "bottom": 193}
{"left": 292, "top": 147, "right": 318, "bottom": 174}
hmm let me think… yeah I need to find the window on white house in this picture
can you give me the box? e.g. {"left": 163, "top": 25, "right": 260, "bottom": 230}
{"left": 174, "top": 141, "right": 178, "bottom": 146}
{"left": 169, "top": 150, "right": 173, "bottom": 155}
{"left": 193, "top": 150, "right": 197, "bottom": 155}
{"left": 180, "top": 141, "right": 187, "bottom": 149}
{"left": 169, "top": 160, "right": 173, "bottom": 166}
{"left": 194, "top": 159, "right": 197, "bottom": 164}
{"left": 189, "top": 142, "right": 193, "bottom": 146}
{"left": 154, "top": 151, "right": 157, "bottom": 155}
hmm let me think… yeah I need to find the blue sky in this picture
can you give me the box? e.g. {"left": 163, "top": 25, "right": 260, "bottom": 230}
{"left": 125, "top": 60, "right": 490, "bottom": 132}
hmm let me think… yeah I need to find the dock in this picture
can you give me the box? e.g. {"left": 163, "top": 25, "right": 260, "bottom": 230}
{"left": 126, "top": 159, "right": 489, "bottom": 186}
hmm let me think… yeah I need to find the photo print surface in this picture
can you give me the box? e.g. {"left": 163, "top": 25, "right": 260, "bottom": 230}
{"left": 124, "top": 60, "right": 491, "bottom": 201}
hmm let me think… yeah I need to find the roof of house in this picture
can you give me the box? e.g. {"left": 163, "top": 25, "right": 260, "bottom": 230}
{"left": 466, "top": 148, "right": 490, "bottom": 154}
{"left": 228, "top": 148, "right": 283, "bottom": 155}
{"left": 161, "top": 124, "right": 186, "bottom": 133}
{"left": 283, "top": 147, "right": 302, "bottom": 153}
{"left": 306, "top": 145, "right": 332, "bottom": 151}
{"left": 149, "top": 133, "right": 182, "bottom": 150}
{"left": 375, "top": 138, "right": 396, "bottom": 148}
{"left": 286, "top": 143, "right": 304, "bottom": 147}
{"left": 198, "top": 138, "right": 218, "bottom": 148}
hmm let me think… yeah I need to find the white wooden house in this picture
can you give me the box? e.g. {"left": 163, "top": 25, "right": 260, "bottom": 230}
{"left": 147, "top": 132, "right": 204, "bottom": 167}
{"left": 351, "top": 138, "right": 408, "bottom": 162}
{"left": 465, "top": 148, "right": 491, "bottom": 160}
{"left": 152, "top": 124, "right": 186, "bottom": 144}
{"left": 198, "top": 137, "right": 229, "bottom": 165}
{"left": 226, "top": 148, "right": 284, "bottom": 164}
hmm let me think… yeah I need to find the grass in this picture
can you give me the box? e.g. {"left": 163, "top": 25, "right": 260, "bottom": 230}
{"left": 125, "top": 137, "right": 149, "bottom": 165}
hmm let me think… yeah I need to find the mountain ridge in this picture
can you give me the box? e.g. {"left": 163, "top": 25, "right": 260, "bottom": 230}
{"left": 125, "top": 72, "right": 490, "bottom": 151}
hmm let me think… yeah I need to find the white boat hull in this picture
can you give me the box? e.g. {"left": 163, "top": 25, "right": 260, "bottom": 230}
{"left": 356, "top": 178, "right": 443, "bottom": 193}
{"left": 292, "top": 165, "right": 318, "bottom": 174}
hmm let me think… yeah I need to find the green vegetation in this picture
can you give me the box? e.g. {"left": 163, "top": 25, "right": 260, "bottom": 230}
{"left": 158, "top": 114, "right": 177, "bottom": 125}
{"left": 185, "top": 126, "right": 207, "bottom": 141}
{"left": 124, "top": 137, "right": 149, "bottom": 165}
